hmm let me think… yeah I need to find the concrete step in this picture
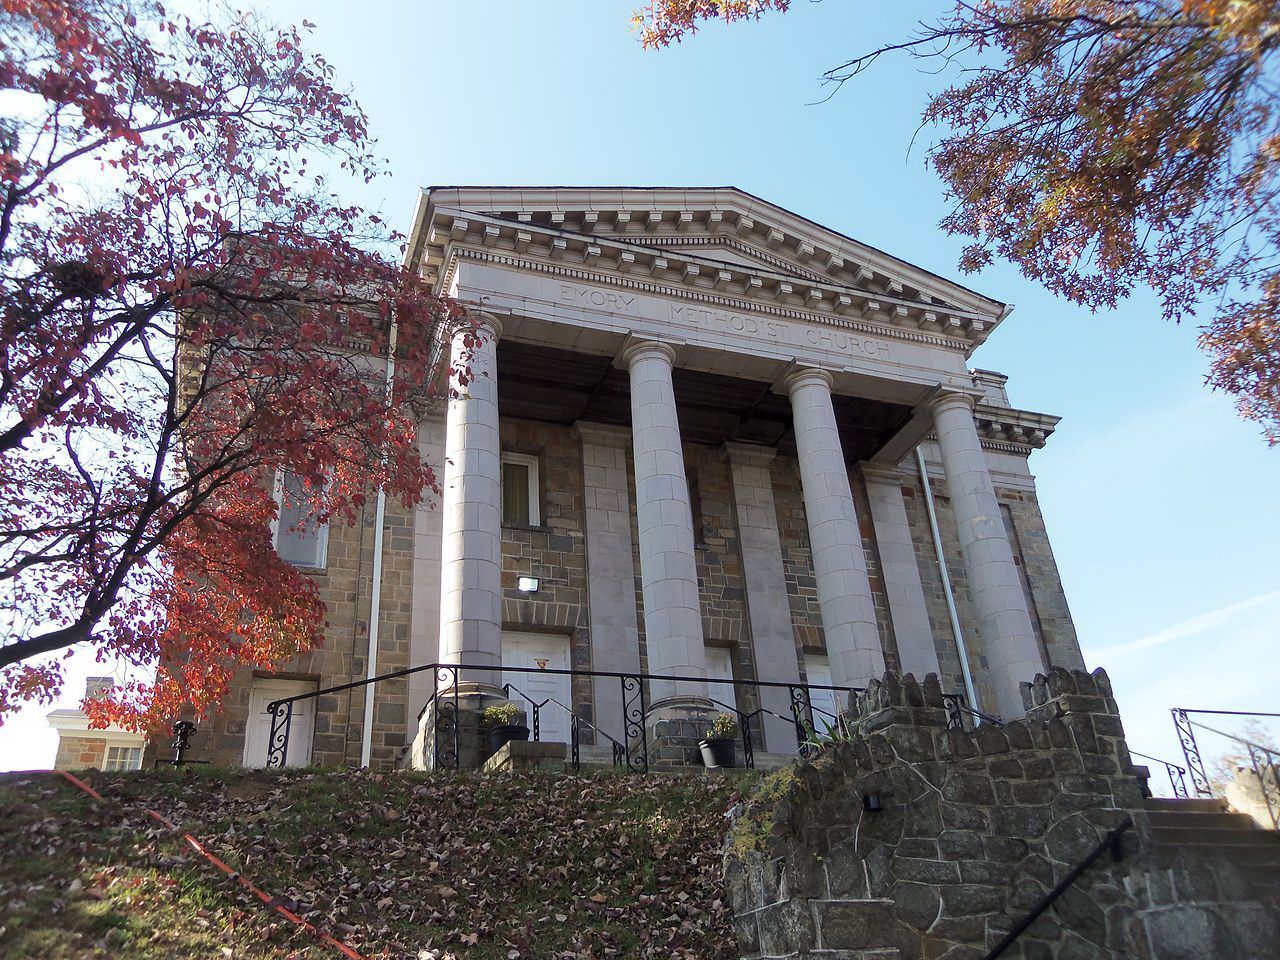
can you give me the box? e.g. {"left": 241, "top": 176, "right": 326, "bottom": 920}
{"left": 1149, "top": 825, "right": 1280, "bottom": 848}
{"left": 1144, "top": 810, "right": 1259, "bottom": 830}
{"left": 1145, "top": 797, "right": 1228, "bottom": 814}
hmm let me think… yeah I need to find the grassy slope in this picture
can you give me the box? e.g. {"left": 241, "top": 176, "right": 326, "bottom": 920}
{"left": 0, "top": 769, "right": 752, "bottom": 960}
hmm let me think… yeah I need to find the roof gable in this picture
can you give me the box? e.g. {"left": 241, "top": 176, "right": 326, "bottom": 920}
{"left": 408, "top": 186, "right": 1011, "bottom": 350}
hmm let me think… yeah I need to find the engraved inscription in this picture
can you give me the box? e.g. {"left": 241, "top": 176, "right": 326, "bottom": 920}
{"left": 805, "top": 327, "right": 891, "bottom": 360}
{"left": 559, "top": 283, "right": 638, "bottom": 315}
{"left": 669, "top": 304, "right": 788, "bottom": 339}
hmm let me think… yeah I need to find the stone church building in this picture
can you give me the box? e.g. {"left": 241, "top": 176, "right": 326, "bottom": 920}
{"left": 191, "top": 186, "right": 1084, "bottom": 770}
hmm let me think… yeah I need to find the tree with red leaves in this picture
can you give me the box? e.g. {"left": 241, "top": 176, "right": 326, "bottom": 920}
{"left": 636, "top": 0, "right": 1280, "bottom": 443}
{"left": 0, "top": 1, "right": 464, "bottom": 728}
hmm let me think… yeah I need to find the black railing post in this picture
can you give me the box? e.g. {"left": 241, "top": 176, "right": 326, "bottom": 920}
{"left": 621, "top": 673, "right": 648, "bottom": 773}
{"left": 571, "top": 714, "right": 580, "bottom": 771}
{"left": 1171, "top": 708, "right": 1213, "bottom": 797}
{"left": 1246, "top": 743, "right": 1280, "bottom": 830}
{"left": 789, "top": 685, "right": 812, "bottom": 755}
{"left": 266, "top": 701, "right": 293, "bottom": 769}
{"left": 532, "top": 703, "right": 540, "bottom": 742}
{"left": 452, "top": 668, "right": 460, "bottom": 769}
{"left": 740, "top": 712, "right": 755, "bottom": 770}
{"left": 170, "top": 720, "right": 197, "bottom": 767}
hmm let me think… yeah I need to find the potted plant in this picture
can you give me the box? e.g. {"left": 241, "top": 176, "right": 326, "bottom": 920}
{"left": 482, "top": 702, "right": 529, "bottom": 756}
{"left": 699, "top": 712, "right": 739, "bottom": 769}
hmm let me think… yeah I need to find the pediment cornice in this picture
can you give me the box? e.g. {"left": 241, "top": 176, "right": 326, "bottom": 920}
{"left": 408, "top": 187, "right": 1011, "bottom": 354}
{"left": 421, "top": 207, "right": 998, "bottom": 354}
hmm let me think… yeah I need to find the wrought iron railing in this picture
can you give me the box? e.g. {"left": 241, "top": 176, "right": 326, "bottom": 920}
{"left": 1171, "top": 707, "right": 1280, "bottom": 828}
{"left": 1129, "top": 750, "right": 1189, "bottom": 799}
{"left": 501, "top": 681, "right": 626, "bottom": 770}
{"left": 942, "top": 694, "right": 1002, "bottom": 731}
{"left": 983, "top": 816, "right": 1133, "bottom": 960}
{"left": 264, "top": 660, "right": 983, "bottom": 773}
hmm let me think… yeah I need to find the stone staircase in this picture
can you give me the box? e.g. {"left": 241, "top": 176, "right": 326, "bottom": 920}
{"left": 1142, "top": 796, "right": 1280, "bottom": 891}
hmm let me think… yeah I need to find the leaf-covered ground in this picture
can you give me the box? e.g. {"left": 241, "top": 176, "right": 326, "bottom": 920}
{"left": 0, "top": 768, "right": 753, "bottom": 960}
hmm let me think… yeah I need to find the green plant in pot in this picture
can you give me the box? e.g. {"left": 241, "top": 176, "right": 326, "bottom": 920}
{"left": 699, "top": 712, "right": 739, "bottom": 769}
{"left": 482, "top": 702, "right": 530, "bottom": 757}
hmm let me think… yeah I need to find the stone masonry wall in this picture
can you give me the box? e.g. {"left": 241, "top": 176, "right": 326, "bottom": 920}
{"left": 53, "top": 736, "right": 107, "bottom": 771}
{"left": 498, "top": 418, "right": 593, "bottom": 731}
{"left": 687, "top": 443, "right": 759, "bottom": 716}
{"left": 899, "top": 472, "right": 1077, "bottom": 717}
{"left": 725, "top": 669, "right": 1280, "bottom": 960}
{"left": 197, "top": 492, "right": 414, "bottom": 770}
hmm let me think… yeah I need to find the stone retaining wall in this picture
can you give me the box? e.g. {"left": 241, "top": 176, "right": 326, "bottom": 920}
{"left": 725, "top": 668, "right": 1280, "bottom": 959}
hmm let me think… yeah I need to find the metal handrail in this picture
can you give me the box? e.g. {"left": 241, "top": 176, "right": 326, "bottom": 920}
{"left": 501, "top": 681, "right": 627, "bottom": 770}
{"left": 1171, "top": 707, "right": 1280, "bottom": 829}
{"left": 264, "top": 659, "right": 976, "bottom": 774}
{"left": 983, "top": 817, "right": 1134, "bottom": 960}
{"left": 1129, "top": 750, "right": 1189, "bottom": 799}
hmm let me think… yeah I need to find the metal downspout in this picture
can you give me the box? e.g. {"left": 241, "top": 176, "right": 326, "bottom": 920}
{"left": 916, "top": 446, "right": 981, "bottom": 716}
{"left": 360, "top": 316, "right": 399, "bottom": 768}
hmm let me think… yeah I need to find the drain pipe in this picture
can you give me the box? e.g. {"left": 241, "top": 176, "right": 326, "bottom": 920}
{"left": 360, "top": 315, "right": 399, "bottom": 768}
{"left": 915, "top": 446, "right": 980, "bottom": 715}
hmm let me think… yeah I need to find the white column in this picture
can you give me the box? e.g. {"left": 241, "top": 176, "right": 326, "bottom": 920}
{"left": 408, "top": 412, "right": 447, "bottom": 722}
{"left": 784, "top": 368, "right": 886, "bottom": 691}
{"left": 724, "top": 442, "right": 803, "bottom": 751}
{"left": 860, "top": 463, "right": 941, "bottom": 679}
{"left": 929, "top": 391, "right": 1042, "bottom": 718}
{"left": 623, "top": 341, "right": 708, "bottom": 707}
{"left": 438, "top": 314, "right": 504, "bottom": 692}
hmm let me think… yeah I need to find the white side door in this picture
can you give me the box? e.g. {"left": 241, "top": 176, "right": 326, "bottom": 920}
{"left": 502, "top": 633, "right": 572, "bottom": 744}
{"left": 704, "top": 646, "right": 738, "bottom": 714}
{"left": 244, "top": 678, "right": 317, "bottom": 768}
{"left": 803, "top": 656, "right": 842, "bottom": 732}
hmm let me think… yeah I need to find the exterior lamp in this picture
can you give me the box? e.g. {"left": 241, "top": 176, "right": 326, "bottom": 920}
{"left": 517, "top": 576, "right": 540, "bottom": 593}
{"left": 862, "top": 792, "right": 884, "bottom": 813}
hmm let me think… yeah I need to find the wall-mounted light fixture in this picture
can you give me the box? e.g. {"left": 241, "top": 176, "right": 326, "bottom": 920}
{"left": 517, "top": 576, "right": 540, "bottom": 593}
{"left": 862, "top": 792, "right": 884, "bottom": 813}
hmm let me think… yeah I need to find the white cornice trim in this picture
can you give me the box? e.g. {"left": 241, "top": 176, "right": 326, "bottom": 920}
{"left": 448, "top": 246, "right": 979, "bottom": 353}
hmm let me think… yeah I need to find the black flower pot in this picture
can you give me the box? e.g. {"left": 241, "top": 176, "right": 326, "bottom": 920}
{"left": 699, "top": 737, "right": 737, "bottom": 769}
{"left": 485, "top": 724, "right": 530, "bottom": 757}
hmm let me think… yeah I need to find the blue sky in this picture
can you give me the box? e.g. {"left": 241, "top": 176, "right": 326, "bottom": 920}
{"left": 3, "top": 0, "right": 1277, "bottom": 779}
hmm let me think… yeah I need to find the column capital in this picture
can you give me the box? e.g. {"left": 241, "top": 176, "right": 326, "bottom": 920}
{"left": 620, "top": 339, "right": 677, "bottom": 369}
{"left": 448, "top": 311, "right": 504, "bottom": 342}
{"left": 473, "top": 311, "right": 504, "bottom": 341}
{"left": 723, "top": 441, "right": 777, "bottom": 468}
{"left": 926, "top": 389, "right": 976, "bottom": 416}
{"left": 782, "top": 366, "right": 834, "bottom": 395}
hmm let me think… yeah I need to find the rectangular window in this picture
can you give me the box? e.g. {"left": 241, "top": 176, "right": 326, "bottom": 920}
{"left": 273, "top": 471, "right": 329, "bottom": 569}
{"left": 501, "top": 453, "right": 540, "bottom": 527}
{"left": 103, "top": 745, "right": 142, "bottom": 771}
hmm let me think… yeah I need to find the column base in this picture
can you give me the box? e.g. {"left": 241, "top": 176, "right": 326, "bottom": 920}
{"left": 649, "top": 696, "right": 719, "bottom": 767}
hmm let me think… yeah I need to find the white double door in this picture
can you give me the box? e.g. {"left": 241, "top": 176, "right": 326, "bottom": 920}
{"left": 243, "top": 678, "right": 317, "bottom": 768}
{"left": 704, "top": 646, "right": 737, "bottom": 714}
{"left": 501, "top": 632, "right": 572, "bottom": 745}
{"left": 804, "top": 655, "right": 842, "bottom": 730}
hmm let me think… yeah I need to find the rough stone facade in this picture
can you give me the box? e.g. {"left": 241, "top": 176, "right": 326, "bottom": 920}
{"left": 53, "top": 736, "right": 107, "bottom": 771}
{"left": 498, "top": 417, "right": 593, "bottom": 726}
{"left": 195, "top": 491, "right": 415, "bottom": 770}
{"left": 726, "top": 669, "right": 1280, "bottom": 959}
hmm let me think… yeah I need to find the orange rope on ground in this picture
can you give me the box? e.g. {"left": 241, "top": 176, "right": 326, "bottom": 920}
{"left": 55, "top": 770, "right": 368, "bottom": 960}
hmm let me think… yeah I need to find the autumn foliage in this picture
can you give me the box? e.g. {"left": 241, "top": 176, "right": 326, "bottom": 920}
{"left": 637, "top": 0, "right": 1280, "bottom": 443}
{"left": 0, "top": 1, "right": 462, "bottom": 727}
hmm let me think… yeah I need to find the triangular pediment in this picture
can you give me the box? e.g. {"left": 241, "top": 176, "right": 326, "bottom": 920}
{"left": 409, "top": 186, "right": 1009, "bottom": 347}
